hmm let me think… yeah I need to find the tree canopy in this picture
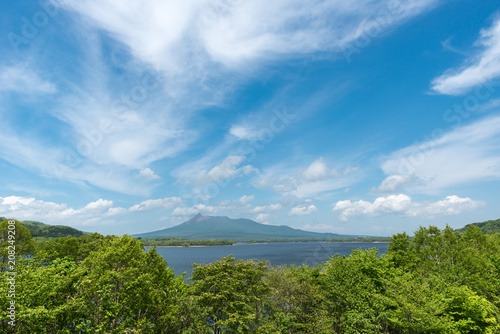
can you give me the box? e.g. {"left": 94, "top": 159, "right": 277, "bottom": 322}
{"left": 1, "top": 222, "right": 499, "bottom": 333}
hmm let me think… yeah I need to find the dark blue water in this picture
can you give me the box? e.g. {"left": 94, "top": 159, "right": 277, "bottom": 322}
{"left": 152, "top": 242, "right": 389, "bottom": 278}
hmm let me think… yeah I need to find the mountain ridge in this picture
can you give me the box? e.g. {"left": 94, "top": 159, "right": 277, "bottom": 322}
{"left": 134, "top": 213, "right": 360, "bottom": 240}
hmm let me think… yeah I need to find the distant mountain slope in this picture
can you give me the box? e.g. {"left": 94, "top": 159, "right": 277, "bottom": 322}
{"left": 455, "top": 218, "right": 500, "bottom": 234}
{"left": 0, "top": 218, "right": 87, "bottom": 238}
{"left": 135, "top": 214, "right": 359, "bottom": 240}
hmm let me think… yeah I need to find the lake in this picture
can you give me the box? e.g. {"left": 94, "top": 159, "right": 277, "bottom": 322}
{"left": 153, "top": 241, "right": 389, "bottom": 277}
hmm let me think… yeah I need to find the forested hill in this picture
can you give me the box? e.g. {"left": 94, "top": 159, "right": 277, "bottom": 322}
{"left": 134, "top": 213, "right": 359, "bottom": 240}
{"left": 0, "top": 217, "right": 87, "bottom": 238}
{"left": 455, "top": 218, "right": 500, "bottom": 234}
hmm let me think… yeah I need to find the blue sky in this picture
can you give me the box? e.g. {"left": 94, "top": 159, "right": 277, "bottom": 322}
{"left": 1, "top": 0, "right": 500, "bottom": 236}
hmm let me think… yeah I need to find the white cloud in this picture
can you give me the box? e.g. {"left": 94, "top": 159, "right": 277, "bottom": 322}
{"left": 292, "top": 178, "right": 356, "bottom": 198}
{"left": 129, "top": 197, "right": 184, "bottom": 212}
{"left": 0, "top": 59, "right": 190, "bottom": 196}
{"left": 249, "top": 203, "right": 282, "bottom": 214}
{"left": 195, "top": 155, "right": 257, "bottom": 185}
{"left": 254, "top": 174, "right": 299, "bottom": 193}
{"left": 171, "top": 204, "right": 218, "bottom": 216}
{"left": 332, "top": 194, "right": 483, "bottom": 221}
{"left": 255, "top": 213, "right": 270, "bottom": 224}
{"left": 301, "top": 223, "right": 347, "bottom": 233}
{"left": 255, "top": 159, "right": 359, "bottom": 198}
{"left": 431, "top": 18, "right": 500, "bottom": 95}
{"left": 57, "top": 0, "right": 439, "bottom": 72}
{"left": 238, "top": 195, "right": 255, "bottom": 205}
{"left": 478, "top": 98, "right": 500, "bottom": 112}
{"left": 0, "top": 196, "right": 66, "bottom": 214}
{"left": 0, "top": 64, "right": 57, "bottom": 94}
{"left": 1, "top": 0, "right": 440, "bottom": 196}
{"left": 303, "top": 158, "right": 339, "bottom": 181}
{"left": 0, "top": 131, "right": 157, "bottom": 195}
{"left": 230, "top": 125, "right": 258, "bottom": 140}
{"left": 0, "top": 196, "right": 127, "bottom": 226}
{"left": 288, "top": 204, "right": 318, "bottom": 216}
{"left": 375, "top": 174, "right": 414, "bottom": 192}
{"left": 420, "top": 195, "right": 483, "bottom": 216}
{"left": 61, "top": 199, "right": 116, "bottom": 216}
{"left": 381, "top": 115, "right": 500, "bottom": 193}
{"left": 138, "top": 168, "right": 161, "bottom": 181}
{"left": 201, "top": 0, "right": 440, "bottom": 67}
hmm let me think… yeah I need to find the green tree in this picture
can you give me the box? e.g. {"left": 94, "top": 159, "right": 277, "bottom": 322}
{"left": 0, "top": 220, "right": 36, "bottom": 271}
{"left": 320, "top": 248, "right": 389, "bottom": 333}
{"left": 383, "top": 271, "right": 455, "bottom": 333}
{"left": 387, "top": 231, "right": 418, "bottom": 270}
{"left": 265, "top": 264, "right": 329, "bottom": 333}
{"left": 1, "top": 234, "right": 190, "bottom": 333}
{"left": 444, "top": 285, "right": 499, "bottom": 333}
{"left": 190, "top": 255, "right": 270, "bottom": 333}
{"left": 36, "top": 232, "right": 113, "bottom": 263}
{"left": 10, "top": 257, "right": 81, "bottom": 333}
{"left": 71, "top": 235, "right": 185, "bottom": 333}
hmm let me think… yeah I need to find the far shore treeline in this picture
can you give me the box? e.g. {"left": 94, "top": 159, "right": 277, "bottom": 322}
{"left": 1, "top": 217, "right": 500, "bottom": 333}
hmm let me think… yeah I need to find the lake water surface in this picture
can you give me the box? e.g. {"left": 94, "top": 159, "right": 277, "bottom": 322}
{"left": 153, "top": 242, "right": 389, "bottom": 277}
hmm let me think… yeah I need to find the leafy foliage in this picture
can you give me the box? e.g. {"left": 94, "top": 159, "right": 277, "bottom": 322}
{"left": 455, "top": 218, "right": 500, "bottom": 234}
{"left": 0, "top": 220, "right": 36, "bottom": 270}
{"left": 190, "top": 255, "right": 270, "bottom": 333}
{"left": 0, "top": 223, "right": 499, "bottom": 333}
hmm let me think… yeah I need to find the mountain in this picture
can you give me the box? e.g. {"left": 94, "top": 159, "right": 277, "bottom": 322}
{"left": 0, "top": 218, "right": 87, "bottom": 238}
{"left": 455, "top": 218, "right": 500, "bottom": 234}
{"left": 135, "top": 214, "right": 359, "bottom": 241}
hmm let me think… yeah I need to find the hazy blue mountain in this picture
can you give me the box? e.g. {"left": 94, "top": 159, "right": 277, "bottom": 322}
{"left": 134, "top": 214, "right": 360, "bottom": 240}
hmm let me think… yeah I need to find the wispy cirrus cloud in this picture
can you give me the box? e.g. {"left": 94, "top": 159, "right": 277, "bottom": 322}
{"left": 431, "top": 17, "right": 500, "bottom": 95}
{"left": 129, "top": 197, "right": 184, "bottom": 212}
{"left": 380, "top": 115, "right": 500, "bottom": 193}
{"left": 0, "top": 32, "right": 194, "bottom": 196}
{"left": 1, "top": 0, "right": 440, "bottom": 198}
{"left": 374, "top": 174, "right": 415, "bottom": 193}
{"left": 0, "top": 64, "right": 57, "bottom": 94}
{"left": 56, "top": 0, "right": 441, "bottom": 72}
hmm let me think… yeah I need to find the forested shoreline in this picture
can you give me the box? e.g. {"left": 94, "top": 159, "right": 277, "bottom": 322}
{"left": 140, "top": 237, "right": 391, "bottom": 247}
{"left": 1, "top": 219, "right": 500, "bottom": 333}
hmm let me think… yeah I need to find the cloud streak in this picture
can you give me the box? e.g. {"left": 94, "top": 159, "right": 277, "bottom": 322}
{"left": 57, "top": 0, "right": 440, "bottom": 71}
{"left": 381, "top": 115, "right": 500, "bottom": 193}
{"left": 431, "top": 17, "right": 500, "bottom": 95}
{"left": 0, "top": 64, "right": 57, "bottom": 94}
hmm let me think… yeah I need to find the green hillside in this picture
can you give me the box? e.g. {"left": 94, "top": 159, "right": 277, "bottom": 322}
{"left": 455, "top": 218, "right": 500, "bottom": 234}
{"left": 135, "top": 213, "right": 359, "bottom": 240}
{"left": 0, "top": 218, "right": 87, "bottom": 238}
